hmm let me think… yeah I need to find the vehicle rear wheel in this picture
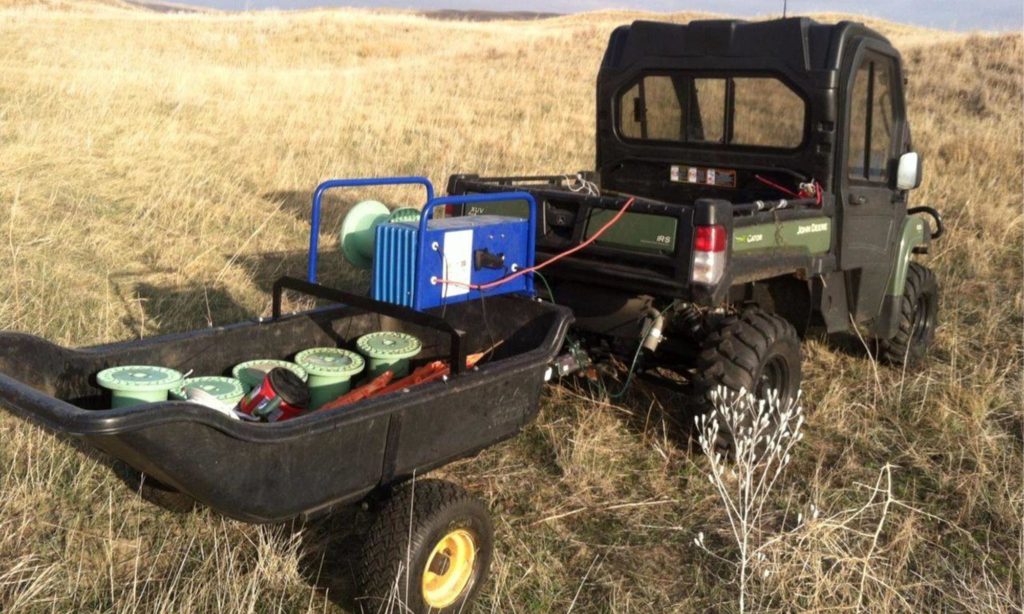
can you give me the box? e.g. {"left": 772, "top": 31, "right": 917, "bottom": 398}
{"left": 356, "top": 478, "right": 493, "bottom": 614}
{"left": 878, "top": 262, "right": 939, "bottom": 367}
{"left": 693, "top": 308, "right": 802, "bottom": 453}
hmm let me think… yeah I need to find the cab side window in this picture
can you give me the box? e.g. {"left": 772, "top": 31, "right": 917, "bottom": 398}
{"left": 847, "top": 55, "right": 897, "bottom": 182}
{"left": 848, "top": 65, "right": 869, "bottom": 179}
{"left": 870, "top": 62, "right": 894, "bottom": 181}
{"left": 620, "top": 76, "right": 684, "bottom": 141}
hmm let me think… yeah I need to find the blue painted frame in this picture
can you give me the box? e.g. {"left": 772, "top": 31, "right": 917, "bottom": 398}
{"left": 306, "top": 176, "right": 435, "bottom": 283}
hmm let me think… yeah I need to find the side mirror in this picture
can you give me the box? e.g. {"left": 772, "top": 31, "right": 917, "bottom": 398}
{"left": 896, "top": 152, "right": 923, "bottom": 190}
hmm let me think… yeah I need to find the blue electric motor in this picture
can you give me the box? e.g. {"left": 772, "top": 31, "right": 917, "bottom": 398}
{"left": 373, "top": 195, "right": 536, "bottom": 310}
{"left": 308, "top": 177, "right": 537, "bottom": 311}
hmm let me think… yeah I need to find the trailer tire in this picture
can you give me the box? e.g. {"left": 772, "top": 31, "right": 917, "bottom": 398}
{"left": 877, "top": 262, "right": 938, "bottom": 367}
{"left": 356, "top": 479, "right": 493, "bottom": 614}
{"left": 693, "top": 308, "right": 802, "bottom": 452}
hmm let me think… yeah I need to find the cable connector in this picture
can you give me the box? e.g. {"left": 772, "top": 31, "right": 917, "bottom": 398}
{"left": 642, "top": 312, "right": 666, "bottom": 353}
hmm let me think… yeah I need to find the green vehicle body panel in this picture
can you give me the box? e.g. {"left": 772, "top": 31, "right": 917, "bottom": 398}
{"left": 732, "top": 217, "right": 832, "bottom": 254}
{"left": 461, "top": 204, "right": 925, "bottom": 298}
{"left": 886, "top": 215, "right": 929, "bottom": 297}
{"left": 464, "top": 201, "right": 681, "bottom": 255}
{"left": 463, "top": 199, "right": 531, "bottom": 219}
{"left": 585, "top": 210, "right": 677, "bottom": 254}
{"left": 465, "top": 204, "right": 833, "bottom": 257}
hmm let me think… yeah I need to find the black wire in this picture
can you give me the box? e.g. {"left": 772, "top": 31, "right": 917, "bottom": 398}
{"left": 534, "top": 270, "right": 556, "bottom": 305}
{"left": 434, "top": 240, "right": 499, "bottom": 357}
{"left": 437, "top": 246, "right": 450, "bottom": 319}
{"left": 477, "top": 288, "right": 498, "bottom": 358}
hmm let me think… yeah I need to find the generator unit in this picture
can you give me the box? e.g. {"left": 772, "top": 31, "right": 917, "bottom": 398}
{"left": 324, "top": 186, "right": 538, "bottom": 311}
{"left": 372, "top": 211, "right": 535, "bottom": 310}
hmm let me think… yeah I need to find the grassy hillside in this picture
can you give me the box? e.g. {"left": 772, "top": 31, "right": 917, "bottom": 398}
{"left": 0, "top": 3, "right": 1020, "bottom": 612}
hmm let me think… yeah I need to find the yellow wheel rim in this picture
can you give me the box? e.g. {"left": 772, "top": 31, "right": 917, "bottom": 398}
{"left": 421, "top": 528, "right": 477, "bottom": 609}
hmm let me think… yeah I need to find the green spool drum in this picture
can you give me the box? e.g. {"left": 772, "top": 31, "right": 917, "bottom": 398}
{"left": 356, "top": 331, "right": 422, "bottom": 378}
{"left": 232, "top": 359, "right": 308, "bottom": 393}
{"left": 295, "top": 348, "right": 366, "bottom": 409}
{"left": 170, "top": 376, "right": 245, "bottom": 406}
{"left": 340, "top": 200, "right": 390, "bottom": 270}
{"left": 388, "top": 207, "right": 421, "bottom": 223}
{"left": 97, "top": 365, "right": 183, "bottom": 408}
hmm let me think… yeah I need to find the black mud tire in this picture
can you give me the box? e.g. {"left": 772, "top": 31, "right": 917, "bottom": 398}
{"left": 356, "top": 479, "right": 493, "bottom": 614}
{"left": 693, "top": 308, "right": 802, "bottom": 451}
{"left": 878, "top": 262, "right": 939, "bottom": 367}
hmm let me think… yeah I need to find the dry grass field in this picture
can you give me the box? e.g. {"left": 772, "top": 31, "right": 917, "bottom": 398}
{"left": 0, "top": 1, "right": 1021, "bottom": 612}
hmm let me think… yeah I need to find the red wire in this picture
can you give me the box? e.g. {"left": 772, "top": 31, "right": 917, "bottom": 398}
{"left": 754, "top": 174, "right": 800, "bottom": 198}
{"left": 434, "top": 197, "right": 636, "bottom": 291}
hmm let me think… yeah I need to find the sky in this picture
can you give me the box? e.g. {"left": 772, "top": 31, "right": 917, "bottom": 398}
{"left": 180, "top": 0, "right": 1023, "bottom": 32}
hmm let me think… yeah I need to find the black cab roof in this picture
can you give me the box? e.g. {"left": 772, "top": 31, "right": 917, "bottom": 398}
{"left": 600, "top": 18, "right": 892, "bottom": 73}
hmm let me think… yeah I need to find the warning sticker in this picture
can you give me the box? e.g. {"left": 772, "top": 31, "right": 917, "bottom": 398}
{"left": 670, "top": 165, "right": 737, "bottom": 188}
{"left": 442, "top": 229, "right": 473, "bottom": 298}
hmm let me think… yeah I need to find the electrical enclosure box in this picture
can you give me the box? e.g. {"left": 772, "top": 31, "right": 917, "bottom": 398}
{"left": 372, "top": 215, "right": 534, "bottom": 310}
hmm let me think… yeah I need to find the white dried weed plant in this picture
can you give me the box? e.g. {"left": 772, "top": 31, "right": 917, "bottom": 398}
{"left": 693, "top": 386, "right": 806, "bottom": 614}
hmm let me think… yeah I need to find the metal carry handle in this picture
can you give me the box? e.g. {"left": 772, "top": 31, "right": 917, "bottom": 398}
{"left": 417, "top": 192, "right": 539, "bottom": 294}
{"left": 307, "top": 176, "right": 436, "bottom": 283}
{"left": 271, "top": 276, "right": 467, "bottom": 374}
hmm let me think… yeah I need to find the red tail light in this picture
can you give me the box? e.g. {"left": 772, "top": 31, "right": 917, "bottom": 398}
{"left": 443, "top": 204, "right": 458, "bottom": 218}
{"left": 692, "top": 224, "right": 727, "bottom": 285}
{"left": 694, "top": 225, "right": 726, "bottom": 253}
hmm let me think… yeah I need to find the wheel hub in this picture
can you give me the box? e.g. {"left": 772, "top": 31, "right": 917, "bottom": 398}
{"left": 756, "top": 354, "right": 789, "bottom": 400}
{"left": 422, "top": 528, "right": 477, "bottom": 608}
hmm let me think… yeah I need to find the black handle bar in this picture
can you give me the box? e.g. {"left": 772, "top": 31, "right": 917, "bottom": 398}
{"left": 908, "top": 206, "right": 944, "bottom": 240}
{"left": 271, "top": 277, "right": 467, "bottom": 374}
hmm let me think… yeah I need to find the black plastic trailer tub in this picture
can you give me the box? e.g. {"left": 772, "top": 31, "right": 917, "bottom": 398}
{"left": 0, "top": 278, "right": 572, "bottom": 523}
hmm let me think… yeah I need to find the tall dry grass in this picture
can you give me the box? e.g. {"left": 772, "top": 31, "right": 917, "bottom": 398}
{"left": 0, "top": 3, "right": 1020, "bottom": 612}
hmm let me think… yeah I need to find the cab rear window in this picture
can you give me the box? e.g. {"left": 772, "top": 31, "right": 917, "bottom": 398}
{"left": 618, "top": 74, "right": 806, "bottom": 149}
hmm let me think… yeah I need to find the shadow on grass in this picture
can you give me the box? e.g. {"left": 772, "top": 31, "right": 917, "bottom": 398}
{"left": 263, "top": 190, "right": 354, "bottom": 232}
{"left": 821, "top": 330, "right": 874, "bottom": 360}
{"left": 110, "top": 251, "right": 367, "bottom": 341}
{"left": 600, "top": 330, "right": 873, "bottom": 452}
{"left": 263, "top": 184, "right": 432, "bottom": 230}
{"left": 294, "top": 505, "right": 376, "bottom": 613}
{"left": 124, "top": 282, "right": 256, "bottom": 336}
{"left": 109, "top": 268, "right": 255, "bottom": 338}
{"left": 232, "top": 249, "right": 369, "bottom": 297}
{"left": 558, "top": 366, "right": 705, "bottom": 454}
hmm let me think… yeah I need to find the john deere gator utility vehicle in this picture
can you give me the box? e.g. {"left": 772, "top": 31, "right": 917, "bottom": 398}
{"left": 0, "top": 17, "right": 946, "bottom": 614}
{"left": 451, "top": 17, "right": 943, "bottom": 418}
